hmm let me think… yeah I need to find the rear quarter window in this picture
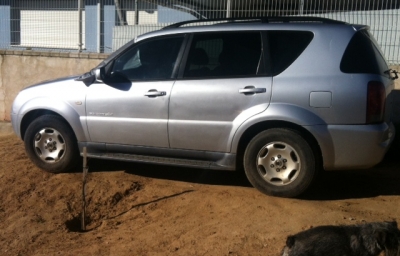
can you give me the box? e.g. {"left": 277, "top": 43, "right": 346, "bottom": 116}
{"left": 340, "top": 30, "right": 389, "bottom": 75}
{"left": 268, "top": 31, "right": 314, "bottom": 75}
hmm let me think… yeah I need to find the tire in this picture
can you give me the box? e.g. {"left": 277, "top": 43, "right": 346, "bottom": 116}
{"left": 24, "top": 115, "right": 80, "bottom": 173}
{"left": 243, "top": 128, "right": 317, "bottom": 198}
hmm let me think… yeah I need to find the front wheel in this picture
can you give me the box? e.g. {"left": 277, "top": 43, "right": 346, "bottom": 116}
{"left": 24, "top": 115, "right": 80, "bottom": 173}
{"left": 244, "top": 128, "right": 317, "bottom": 198}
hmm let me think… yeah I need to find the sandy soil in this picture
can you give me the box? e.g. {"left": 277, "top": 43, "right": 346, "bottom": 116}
{"left": 0, "top": 132, "right": 399, "bottom": 256}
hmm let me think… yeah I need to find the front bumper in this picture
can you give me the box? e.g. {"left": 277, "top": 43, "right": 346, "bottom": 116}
{"left": 10, "top": 113, "right": 21, "bottom": 139}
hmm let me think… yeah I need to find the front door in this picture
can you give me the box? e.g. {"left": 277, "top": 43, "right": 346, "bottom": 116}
{"left": 86, "top": 35, "right": 185, "bottom": 148}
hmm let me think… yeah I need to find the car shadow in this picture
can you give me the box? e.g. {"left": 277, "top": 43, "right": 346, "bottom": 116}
{"left": 76, "top": 152, "right": 400, "bottom": 201}
{"left": 79, "top": 158, "right": 253, "bottom": 189}
{"left": 74, "top": 122, "right": 400, "bottom": 200}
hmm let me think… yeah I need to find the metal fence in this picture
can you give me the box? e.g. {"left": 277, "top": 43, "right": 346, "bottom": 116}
{"left": 0, "top": 0, "right": 400, "bottom": 63}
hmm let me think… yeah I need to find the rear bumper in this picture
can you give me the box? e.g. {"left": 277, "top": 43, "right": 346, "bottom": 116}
{"left": 307, "top": 122, "right": 395, "bottom": 170}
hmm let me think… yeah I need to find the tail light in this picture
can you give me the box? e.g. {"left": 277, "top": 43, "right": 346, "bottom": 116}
{"left": 366, "top": 81, "right": 385, "bottom": 124}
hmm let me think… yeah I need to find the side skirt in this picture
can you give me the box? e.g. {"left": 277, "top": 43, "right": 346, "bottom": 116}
{"left": 78, "top": 142, "right": 237, "bottom": 171}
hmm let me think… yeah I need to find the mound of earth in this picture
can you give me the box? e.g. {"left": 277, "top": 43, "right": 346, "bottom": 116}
{"left": 0, "top": 133, "right": 399, "bottom": 255}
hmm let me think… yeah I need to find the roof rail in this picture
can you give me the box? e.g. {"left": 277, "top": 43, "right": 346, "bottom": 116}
{"left": 163, "top": 16, "right": 347, "bottom": 29}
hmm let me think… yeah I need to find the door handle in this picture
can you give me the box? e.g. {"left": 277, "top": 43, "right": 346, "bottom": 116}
{"left": 144, "top": 90, "right": 166, "bottom": 97}
{"left": 239, "top": 86, "right": 266, "bottom": 95}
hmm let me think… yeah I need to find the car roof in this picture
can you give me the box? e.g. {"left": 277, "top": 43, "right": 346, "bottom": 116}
{"left": 135, "top": 16, "right": 365, "bottom": 42}
{"left": 97, "top": 16, "right": 366, "bottom": 69}
{"left": 136, "top": 21, "right": 359, "bottom": 42}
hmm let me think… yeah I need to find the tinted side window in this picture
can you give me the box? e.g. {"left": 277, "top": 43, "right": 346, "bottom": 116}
{"left": 340, "top": 30, "right": 388, "bottom": 75}
{"left": 268, "top": 31, "right": 314, "bottom": 75}
{"left": 112, "top": 36, "right": 184, "bottom": 80}
{"left": 183, "top": 32, "right": 264, "bottom": 78}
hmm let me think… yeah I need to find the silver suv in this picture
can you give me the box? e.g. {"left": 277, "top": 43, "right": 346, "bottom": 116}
{"left": 11, "top": 17, "right": 397, "bottom": 197}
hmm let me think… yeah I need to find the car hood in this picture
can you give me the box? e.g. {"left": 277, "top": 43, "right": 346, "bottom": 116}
{"left": 24, "top": 75, "right": 81, "bottom": 90}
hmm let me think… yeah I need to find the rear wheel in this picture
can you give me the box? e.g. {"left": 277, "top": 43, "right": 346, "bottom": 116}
{"left": 24, "top": 115, "right": 80, "bottom": 173}
{"left": 244, "top": 128, "right": 317, "bottom": 198}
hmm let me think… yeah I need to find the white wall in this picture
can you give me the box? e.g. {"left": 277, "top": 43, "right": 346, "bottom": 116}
{"left": 20, "top": 10, "right": 86, "bottom": 49}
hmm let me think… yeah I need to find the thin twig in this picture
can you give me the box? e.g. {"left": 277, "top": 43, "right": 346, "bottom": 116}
{"left": 81, "top": 147, "right": 89, "bottom": 231}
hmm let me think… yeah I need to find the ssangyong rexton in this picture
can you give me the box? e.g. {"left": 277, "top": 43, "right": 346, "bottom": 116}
{"left": 11, "top": 17, "right": 397, "bottom": 197}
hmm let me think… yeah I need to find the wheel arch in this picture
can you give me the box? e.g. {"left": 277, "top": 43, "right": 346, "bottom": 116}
{"left": 21, "top": 110, "right": 68, "bottom": 140}
{"left": 18, "top": 98, "right": 86, "bottom": 142}
{"left": 234, "top": 120, "right": 323, "bottom": 171}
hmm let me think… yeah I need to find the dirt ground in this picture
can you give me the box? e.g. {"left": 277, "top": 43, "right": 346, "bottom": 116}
{"left": 0, "top": 132, "right": 399, "bottom": 256}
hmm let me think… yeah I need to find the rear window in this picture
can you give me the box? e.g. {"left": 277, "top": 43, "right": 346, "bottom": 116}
{"left": 340, "top": 30, "right": 389, "bottom": 75}
{"left": 268, "top": 31, "right": 314, "bottom": 75}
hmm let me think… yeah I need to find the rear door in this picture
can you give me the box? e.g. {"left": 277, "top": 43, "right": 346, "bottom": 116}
{"left": 168, "top": 31, "right": 272, "bottom": 152}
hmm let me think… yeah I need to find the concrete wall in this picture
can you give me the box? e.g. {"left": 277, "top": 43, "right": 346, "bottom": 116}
{"left": 0, "top": 50, "right": 108, "bottom": 121}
